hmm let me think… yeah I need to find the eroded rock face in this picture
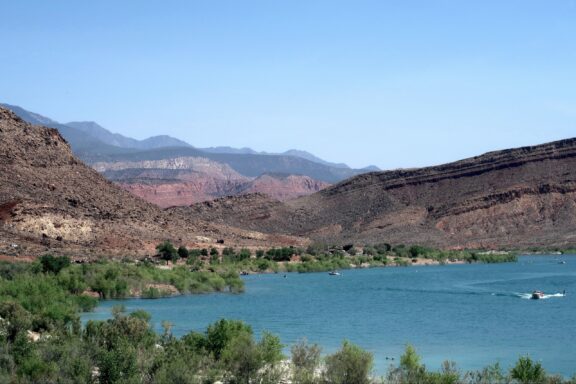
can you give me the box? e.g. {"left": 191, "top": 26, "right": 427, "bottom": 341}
{"left": 241, "top": 174, "right": 330, "bottom": 201}
{"left": 103, "top": 167, "right": 251, "bottom": 208}
{"left": 187, "top": 138, "right": 576, "bottom": 249}
{"left": 103, "top": 167, "right": 330, "bottom": 208}
{"left": 0, "top": 107, "right": 307, "bottom": 257}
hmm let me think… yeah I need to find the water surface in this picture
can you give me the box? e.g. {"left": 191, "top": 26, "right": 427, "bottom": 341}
{"left": 82, "top": 255, "right": 576, "bottom": 376}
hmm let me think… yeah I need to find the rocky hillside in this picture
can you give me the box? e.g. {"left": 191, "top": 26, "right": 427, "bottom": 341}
{"left": 97, "top": 157, "right": 330, "bottom": 207}
{"left": 187, "top": 138, "right": 576, "bottom": 249}
{"left": 113, "top": 172, "right": 329, "bottom": 208}
{"left": 0, "top": 107, "right": 305, "bottom": 258}
{"left": 240, "top": 174, "right": 330, "bottom": 201}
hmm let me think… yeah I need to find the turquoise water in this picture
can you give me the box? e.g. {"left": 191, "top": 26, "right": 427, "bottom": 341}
{"left": 82, "top": 255, "right": 576, "bottom": 376}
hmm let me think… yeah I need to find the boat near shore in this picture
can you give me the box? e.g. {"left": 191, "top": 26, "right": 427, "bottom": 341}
{"left": 328, "top": 271, "right": 341, "bottom": 276}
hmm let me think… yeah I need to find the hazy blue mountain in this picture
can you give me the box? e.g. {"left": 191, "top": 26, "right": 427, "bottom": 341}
{"left": 200, "top": 146, "right": 260, "bottom": 155}
{"left": 0, "top": 103, "right": 58, "bottom": 126}
{"left": 282, "top": 149, "right": 350, "bottom": 169}
{"left": 84, "top": 146, "right": 363, "bottom": 183}
{"left": 1, "top": 103, "right": 130, "bottom": 155}
{"left": 200, "top": 147, "right": 352, "bottom": 169}
{"left": 66, "top": 121, "right": 191, "bottom": 149}
{"left": 2, "top": 103, "right": 373, "bottom": 183}
{"left": 361, "top": 165, "right": 381, "bottom": 171}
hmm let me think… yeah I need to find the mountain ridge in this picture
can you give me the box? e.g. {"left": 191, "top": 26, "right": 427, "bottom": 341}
{"left": 66, "top": 121, "right": 192, "bottom": 149}
{"left": 2, "top": 104, "right": 373, "bottom": 185}
{"left": 186, "top": 136, "right": 576, "bottom": 249}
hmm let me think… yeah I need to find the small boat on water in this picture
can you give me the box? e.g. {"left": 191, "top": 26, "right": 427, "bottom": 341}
{"left": 531, "top": 290, "right": 545, "bottom": 300}
{"left": 328, "top": 271, "right": 341, "bottom": 276}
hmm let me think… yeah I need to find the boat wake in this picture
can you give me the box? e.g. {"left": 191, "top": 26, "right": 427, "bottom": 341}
{"left": 378, "top": 287, "right": 566, "bottom": 300}
{"left": 512, "top": 292, "right": 566, "bottom": 300}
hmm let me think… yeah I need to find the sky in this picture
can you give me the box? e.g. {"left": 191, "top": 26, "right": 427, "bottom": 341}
{"left": 2, "top": 0, "right": 576, "bottom": 169}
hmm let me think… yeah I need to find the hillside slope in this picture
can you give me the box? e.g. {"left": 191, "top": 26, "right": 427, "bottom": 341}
{"left": 0, "top": 107, "right": 304, "bottom": 257}
{"left": 188, "top": 138, "right": 576, "bottom": 249}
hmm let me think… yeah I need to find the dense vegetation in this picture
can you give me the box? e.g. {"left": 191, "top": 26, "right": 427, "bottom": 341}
{"left": 170, "top": 242, "right": 517, "bottom": 275}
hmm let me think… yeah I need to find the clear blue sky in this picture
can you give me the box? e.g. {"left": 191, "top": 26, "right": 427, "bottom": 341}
{"left": 2, "top": 0, "right": 575, "bottom": 169}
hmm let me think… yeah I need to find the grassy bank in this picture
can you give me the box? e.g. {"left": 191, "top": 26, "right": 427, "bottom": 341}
{"left": 181, "top": 243, "right": 518, "bottom": 275}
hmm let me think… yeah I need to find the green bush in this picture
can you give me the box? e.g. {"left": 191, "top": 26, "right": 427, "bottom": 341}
{"left": 291, "top": 338, "right": 321, "bottom": 384}
{"left": 39, "top": 254, "right": 70, "bottom": 274}
{"left": 156, "top": 241, "right": 179, "bottom": 262}
{"left": 177, "top": 245, "right": 189, "bottom": 259}
{"left": 323, "top": 340, "right": 373, "bottom": 384}
{"left": 510, "top": 356, "right": 546, "bottom": 384}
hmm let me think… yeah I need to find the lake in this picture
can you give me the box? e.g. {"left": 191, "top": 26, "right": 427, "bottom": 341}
{"left": 82, "top": 255, "right": 576, "bottom": 376}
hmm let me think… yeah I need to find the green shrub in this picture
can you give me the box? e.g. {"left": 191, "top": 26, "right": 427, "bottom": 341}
{"left": 39, "top": 254, "right": 70, "bottom": 274}
{"left": 177, "top": 245, "right": 189, "bottom": 259}
{"left": 291, "top": 338, "right": 321, "bottom": 384}
{"left": 510, "top": 356, "right": 546, "bottom": 384}
{"left": 156, "top": 241, "right": 179, "bottom": 262}
{"left": 323, "top": 340, "right": 373, "bottom": 384}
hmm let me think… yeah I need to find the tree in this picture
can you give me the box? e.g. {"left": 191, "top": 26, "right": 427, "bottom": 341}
{"left": 188, "top": 249, "right": 202, "bottom": 258}
{"left": 39, "top": 254, "right": 70, "bottom": 274}
{"left": 510, "top": 356, "right": 546, "bottom": 384}
{"left": 156, "top": 241, "right": 179, "bottom": 262}
{"left": 238, "top": 248, "right": 252, "bottom": 261}
{"left": 204, "top": 319, "right": 252, "bottom": 360}
{"left": 291, "top": 338, "right": 321, "bottom": 384}
{"left": 375, "top": 242, "right": 392, "bottom": 253}
{"left": 387, "top": 344, "right": 427, "bottom": 384}
{"left": 220, "top": 331, "right": 283, "bottom": 384}
{"left": 400, "top": 344, "right": 421, "bottom": 372}
{"left": 177, "top": 245, "right": 189, "bottom": 259}
{"left": 323, "top": 341, "right": 373, "bottom": 384}
{"left": 210, "top": 248, "right": 220, "bottom": 264}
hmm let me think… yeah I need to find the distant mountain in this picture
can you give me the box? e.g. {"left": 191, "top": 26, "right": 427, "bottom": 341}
{"left": 88, "top": 147, "right": 362, "bottom": 183}
{"left": 361, "top": 165, "right": 381, "bottom": 171}
{"left": 1, "top": 104, "right": 373, "bottom": 202}
{"left": 200, "top": 146, "right": 353, "bottom": 169}
{"left": 200, "top": 146, "right": 260, "bottom": 155}
{"left": 67, "top": 121, "right": 191, "bottom": 149}
{"left": 281, "top": 149, "right": 350, "bottom": 169}
{"left": 0, "top": 103, "right": 58, "bottom": 126}
{"left": 0, "top": 103, "right": 130, "bottom": 156}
